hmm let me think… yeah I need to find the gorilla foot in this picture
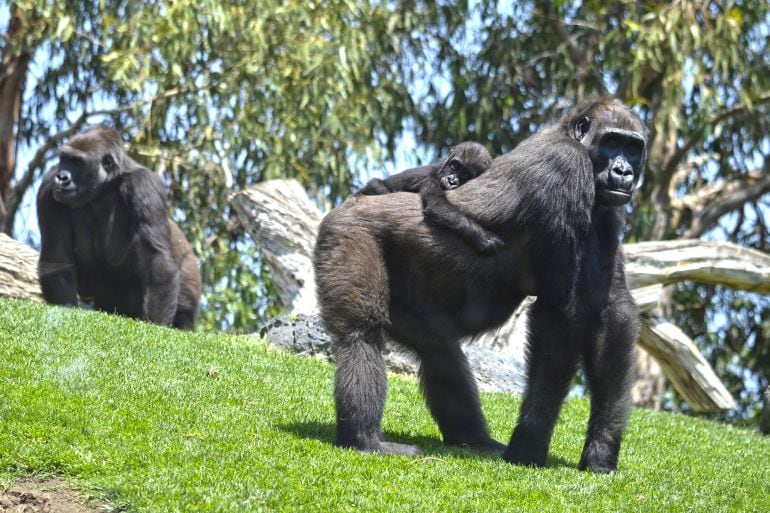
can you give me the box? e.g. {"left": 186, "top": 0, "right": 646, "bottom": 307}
{"left": 578, "top": 440, "right": 619, "bottom": 474}
{"left": 336, "top": 437, "right": 423, "bottom": 457}
{"left": 446, "top": 438, "right": 506, "bottom": 454}
{"left": 502, "top": 443, "right": 547, "bottom": 468}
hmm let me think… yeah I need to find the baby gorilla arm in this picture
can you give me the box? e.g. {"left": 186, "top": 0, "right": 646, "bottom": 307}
{"left": 419, "top": 173, "right": 504, "bottom": 254}
{"left": 357, "top": 166, "right": 434, "bottom": 195}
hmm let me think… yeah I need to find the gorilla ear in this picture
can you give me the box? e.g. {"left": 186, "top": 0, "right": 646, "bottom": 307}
{"left": 101, "top": 154, "right": 116, "bottom": 172}
{"left": 575, "top": 117, "right": 591, "bottom": 140}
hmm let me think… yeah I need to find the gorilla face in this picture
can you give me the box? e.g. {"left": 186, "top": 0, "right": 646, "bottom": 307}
{"left": 568, "top": 101, "right": 647, "bottom": 208}
{"left": 591, "top": 127, "right": 645, "bottom": 207}
{"left": 52, "top": 132, "right": 120, "bottom": 207}
{"left": 436, "top": 142, "right": 492, "bottom": 191}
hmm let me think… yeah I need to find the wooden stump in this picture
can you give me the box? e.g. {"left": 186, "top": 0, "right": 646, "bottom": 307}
{"left": 0, "top": 233, "right": 41, "bottom": 302}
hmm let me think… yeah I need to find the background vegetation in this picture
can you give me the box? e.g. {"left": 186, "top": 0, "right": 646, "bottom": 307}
{"left": 1, "top": 1, "right": 768, "bottom": 425}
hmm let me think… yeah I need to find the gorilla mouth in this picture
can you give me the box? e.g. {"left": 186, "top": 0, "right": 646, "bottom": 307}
{"left": 53, "top": 187, "right": 78, "bottom": 202}
{"left": 598, "top": 188, "right": 632, "bottom": 206}
{"left": 440, "top": 175, "right": 460, "bottom": 190}
{"left": 607, "top": 189, "right": 631, "bottom": 199}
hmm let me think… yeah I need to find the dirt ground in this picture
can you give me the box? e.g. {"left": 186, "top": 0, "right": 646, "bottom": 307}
{"left": 0, "top": 479, "right": 101, "bottom": 513}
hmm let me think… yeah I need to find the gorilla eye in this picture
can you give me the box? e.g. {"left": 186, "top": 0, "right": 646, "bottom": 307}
{"left": 575, "top": 117, "right": 591, "bottom": 140}
{"left": 102, "top": 154, "right": 116, "bottom": 171}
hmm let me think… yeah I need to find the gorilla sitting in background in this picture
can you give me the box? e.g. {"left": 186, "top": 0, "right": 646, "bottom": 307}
{"left": 37, "top": 126, "right": 201, "bottom": 330}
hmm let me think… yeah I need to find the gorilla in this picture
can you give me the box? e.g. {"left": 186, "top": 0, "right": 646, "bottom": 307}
{"left": 313, "top": 97, "right": 647, "bottom": 473}
{"left": 37, "top": 125, "right": 201, "bottom": 330}
{"left": 358, "top": 142, "right": 502, "bottom": 253}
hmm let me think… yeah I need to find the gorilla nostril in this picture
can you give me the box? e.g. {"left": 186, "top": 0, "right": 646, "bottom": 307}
{"left": 611, "top": 162, "right": 634, "bottom": 179}
{"left": 55, "top": 171, "right": 72, "bottom": 184}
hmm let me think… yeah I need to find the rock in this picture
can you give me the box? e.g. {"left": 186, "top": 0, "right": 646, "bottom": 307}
{"left": 259, "top": 314, "right": 526, "bottom": 395}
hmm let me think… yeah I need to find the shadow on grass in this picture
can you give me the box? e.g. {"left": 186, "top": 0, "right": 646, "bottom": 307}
{"left": 279, "top": 420, "right": 573, "bottom": 468}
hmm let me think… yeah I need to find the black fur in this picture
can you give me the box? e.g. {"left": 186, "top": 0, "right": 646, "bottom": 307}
{"left": 314, "top": 98, "right": 647, "bottom": 472}
{"left": 358, "top": 142, "right": 502, "bottom": 253}
{"left": 37, "top": 125, "right": 201, "bottom": 330}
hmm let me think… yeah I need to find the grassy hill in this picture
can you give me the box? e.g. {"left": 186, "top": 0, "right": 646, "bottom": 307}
{"left": 1, "top": 298, "right": 768, "bottom": 512}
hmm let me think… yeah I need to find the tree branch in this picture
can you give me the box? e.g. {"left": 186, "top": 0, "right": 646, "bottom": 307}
{"left": 677, "top": 169, "right": 770, "bottom": 238}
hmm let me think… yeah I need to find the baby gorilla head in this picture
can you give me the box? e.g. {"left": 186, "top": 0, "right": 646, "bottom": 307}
{"left": 437, "top": 141, "right": 493, "bottom": 190}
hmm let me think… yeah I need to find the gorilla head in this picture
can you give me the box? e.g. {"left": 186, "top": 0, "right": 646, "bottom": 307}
{"left": 562, "top": 98, "right": 647, "bottom": 207}
{"left": 51, "top": 126, "right": 126, "bottom": 207}
{"left": 436, "top": 141, "right": 493, "bottom": 190}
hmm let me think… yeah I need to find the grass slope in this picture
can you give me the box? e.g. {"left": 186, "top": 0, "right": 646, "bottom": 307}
{"left": 0, "top": 298, "right": 768, "bottom": 512}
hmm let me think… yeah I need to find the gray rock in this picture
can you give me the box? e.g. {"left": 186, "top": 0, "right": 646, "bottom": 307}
{"left": 259, "top": 314, "right": 525, "bottom": 395}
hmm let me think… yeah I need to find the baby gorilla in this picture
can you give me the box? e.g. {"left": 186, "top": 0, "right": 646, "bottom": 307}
{"left": 357, "top": 142, "right": 502, "bottom": 253}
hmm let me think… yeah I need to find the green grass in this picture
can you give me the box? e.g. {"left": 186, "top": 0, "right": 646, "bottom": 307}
{"left": 0, "top": 298, "right": 768, "bottom": 512}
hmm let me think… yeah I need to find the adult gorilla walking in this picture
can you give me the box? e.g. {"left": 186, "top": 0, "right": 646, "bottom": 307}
{"left": 313, "top": 97, "right": 648, "bottom": 473}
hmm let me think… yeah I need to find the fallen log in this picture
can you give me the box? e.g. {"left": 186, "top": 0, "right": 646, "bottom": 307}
{"left": 231, "top": 180, "right": 321, "bottom": 315}
{"left": 638, "top": 313, "right": 735, "bottom": 412}
{"left": 0, "top": 233, "right": 42, "bottom": 302}
{"left": 625, "top": 240, "right": 770, "bottom": 293}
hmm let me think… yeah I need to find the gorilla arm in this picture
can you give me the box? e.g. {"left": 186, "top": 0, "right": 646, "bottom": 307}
{"left": 37, "top": 171, "right": 78, "bottom": 306}
{"left": 120, "top": 168, "right": 180, "bottom": 326}
{"left": 357, "top": 165, "right": 435, "bottom": 195}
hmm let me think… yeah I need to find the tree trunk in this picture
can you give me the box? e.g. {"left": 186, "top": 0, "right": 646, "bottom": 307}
{"left": 0, "top": 7, "right": 30, "bottom": 232}
{"left": 760, "top": 386, "right": 770, "bottom": 436}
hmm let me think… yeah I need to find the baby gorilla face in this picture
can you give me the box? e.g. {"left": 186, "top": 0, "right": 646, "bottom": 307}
{"left": 435, "top": 142, "right": 492, "bottom": 191}
{"left": 437, "top": 159, "right": 465, "bottom": 190}
{"left": 440, "top": 173, "right": 461, "bottom": 190}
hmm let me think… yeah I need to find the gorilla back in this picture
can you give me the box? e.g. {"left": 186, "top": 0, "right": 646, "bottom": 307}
{"left": 37, "top": 126, "right": 201, "bottom": 330}
{"left": 314, "top": 97, "right": 647, "bottom": 472}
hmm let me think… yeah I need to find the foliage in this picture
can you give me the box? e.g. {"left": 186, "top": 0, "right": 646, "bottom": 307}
{"left": 2, "top": 298, "right": 769, "bottom": 512}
